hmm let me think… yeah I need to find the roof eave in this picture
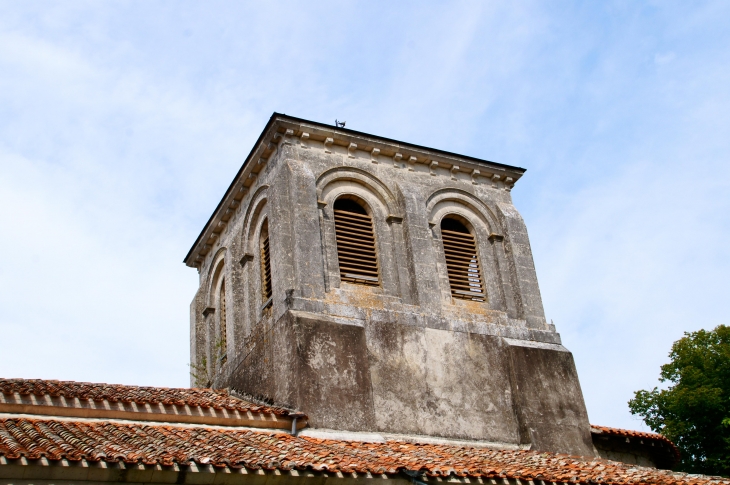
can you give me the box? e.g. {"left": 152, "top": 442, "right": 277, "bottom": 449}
{"left": 183, "top": 113, "right": 527, "bottom": 267}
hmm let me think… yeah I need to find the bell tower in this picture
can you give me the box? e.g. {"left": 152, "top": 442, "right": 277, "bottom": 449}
{"left": 184, "top": 113, "right": 594, "bottom": 456}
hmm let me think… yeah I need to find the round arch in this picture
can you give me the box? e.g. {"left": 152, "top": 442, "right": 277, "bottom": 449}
{"left": 317, "top": 167, "right": 401, "bottom": 218}
{"left": 206, "top": 248, "right": 227, "bottom": 305}
{"left": 240, "top": 185, "right": 269, "bottom": 255}
{"left": 426, "top": 188, "right": 502, "bottom": 236}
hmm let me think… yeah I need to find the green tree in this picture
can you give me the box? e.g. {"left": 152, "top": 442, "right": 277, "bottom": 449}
{"left": 629, "top": 325, "right": 730, "bottom": 476}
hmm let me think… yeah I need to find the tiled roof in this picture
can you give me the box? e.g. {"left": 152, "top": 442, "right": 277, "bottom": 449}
{"left": 0, "top": 378, "right": 290, "bottom": 415}
{"left": 0, "top": 379, "right": 303, "bottom": 429}
{"left": 591, "top": 425, "right": 681, "bottom": 463}
{"left": 592, "top": 425, "right": 672, "bottom": 442}
{"left": 0, "top": 417, "right": 726, "bottom": 485}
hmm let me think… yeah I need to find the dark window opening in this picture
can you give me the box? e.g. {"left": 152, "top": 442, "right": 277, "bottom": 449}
{"left": 219, "top": 279, "right": 227, "bottom": 364}
{"left": 334, "top": 198, "right": 380, "bottom": 286}
{"left": 440, "top": 217, "right": 484, "bottom": 301}
{"left": 261, "top": 221, "right": 273, "bottom": 302}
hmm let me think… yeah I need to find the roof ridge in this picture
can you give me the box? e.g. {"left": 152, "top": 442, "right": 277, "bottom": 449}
{"left": 0, "top": 378, "right": 305, "bottom": 424}
{"left": 0, "top": 377, "right": 222, "bottom": 393}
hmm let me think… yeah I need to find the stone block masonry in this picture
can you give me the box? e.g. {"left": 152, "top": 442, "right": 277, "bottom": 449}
{"left": 184, "top": 113, "right": 594, "bottom": 457}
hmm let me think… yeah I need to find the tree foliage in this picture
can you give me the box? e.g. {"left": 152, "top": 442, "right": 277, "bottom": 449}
{"left": 629, "top": 325, "right": 730, "bottom": 476}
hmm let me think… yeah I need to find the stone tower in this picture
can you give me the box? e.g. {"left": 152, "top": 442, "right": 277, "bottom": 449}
{"left": 184, "top": 113, "right": 594, "bottom": 456}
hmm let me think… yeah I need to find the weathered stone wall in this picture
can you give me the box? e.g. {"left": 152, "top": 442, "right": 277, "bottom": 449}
{"left": 187, "top": 116, "right": 593, "bottom": 456}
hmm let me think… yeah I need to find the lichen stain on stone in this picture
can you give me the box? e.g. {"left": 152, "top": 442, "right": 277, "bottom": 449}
{"left": 332, "top": 283, "right": 386, "bottom": 311}
{"left": 305, "top": 336, "right": 337, "bottom": 370}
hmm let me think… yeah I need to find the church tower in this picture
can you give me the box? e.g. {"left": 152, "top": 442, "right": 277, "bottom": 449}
{"left": 184, "top": 114, "right": 594, "bottom": 456}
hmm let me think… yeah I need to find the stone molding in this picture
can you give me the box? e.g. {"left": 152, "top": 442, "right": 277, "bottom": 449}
{"left": 184, "top": 114, "right": 525, "bottom": 269}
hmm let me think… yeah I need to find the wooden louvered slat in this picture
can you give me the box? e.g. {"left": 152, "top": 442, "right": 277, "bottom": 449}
{"left": 337, "top": 247, "right": 377, "bottom": 256}
{"left": 261, "top": 235, "right": 273, "bottom": 301}
{"left": 441, "top": 222, "right": 484, "bottom": 301}
{"left": 335, "top": 239, "right": 377, "bottom": 250}
{"left": 335, "top": 230, "right": 373, "bottom": 239}
{"left": 334, "top": 206, "right": 380, "bottom": 286}
{"left": 334, "top": 222, "right": 375, "bottom": 235}
{"left": 335, "top": 210, "right": 371, "bottom": 220}
{"left": 336, "top": 258, "right": 379, "bottom": 270}
{"left": 445, "top": 255, "right": 481, "bottom": 264}
{"left": 442, "top": 240, "right": 477, "bottom": 251}
{"left": 338, "top": 254, "right": 378, "bottom": 264}
{"left": 219, "top": 280, "right": 227, "bottom": 364}
{"left": 335, "top": 219, "right": 374, "bottom": 228}
{"left": 447, "top": 274, "right": 483, "bottom": 284}
{"left": 337, "top": 230, "right": 376, "bottom": 239}
{"left": 448, "top": 269, "right": 482, "bottom": 279}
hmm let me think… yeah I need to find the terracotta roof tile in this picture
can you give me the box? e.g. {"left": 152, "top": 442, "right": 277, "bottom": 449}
{"left": 591, "top": 424, "right": 681, "bottom": 463}
{"left": 0, "top": 378, "right": 293, "bottom": 417}
{"left": 1, "top": 417, "right": 727, "bottom": 485}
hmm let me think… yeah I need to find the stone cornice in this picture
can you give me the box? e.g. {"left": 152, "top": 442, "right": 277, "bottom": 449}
{"left": 183, "top": 113, "right": 526, "bottom": 268}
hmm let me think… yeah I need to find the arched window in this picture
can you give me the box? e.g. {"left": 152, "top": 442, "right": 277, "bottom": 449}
{"left": 333, "top": 197, "right": 380, "bottom": 286}
{"left": 218, "top": 278, "right": 227, "bottom": 364}
{"left": 260, "top": 220, "right": 273, "bottom": 302}
{"left": 440, "top": 217, "right": 484, "bottom": 301}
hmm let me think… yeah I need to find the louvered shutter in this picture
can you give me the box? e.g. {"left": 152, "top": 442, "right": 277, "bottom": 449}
{"left": 219, "top": 280, "right": 227, "bottom": 364}
{"left": 261, "top": 233, "right": 273, "bottom": 301}
{"left": 334, "top": 201, "right": 380, "bottom": 286}
{"left": 441, "top": 221, "right": 485, "bottom": 301}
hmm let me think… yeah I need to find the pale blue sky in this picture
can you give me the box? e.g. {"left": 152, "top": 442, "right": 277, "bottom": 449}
{"left": 1, "top": 1, "right": 728, "bottom": 431}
